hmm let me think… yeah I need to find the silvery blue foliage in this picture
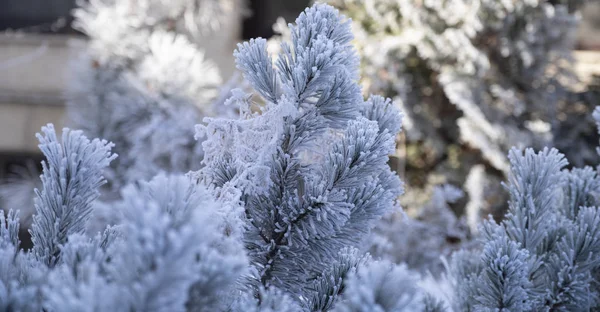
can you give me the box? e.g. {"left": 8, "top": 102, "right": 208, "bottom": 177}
{"left": 449, "top": 144, "right": 600, "bottom": 311}
{"left": 368, "top": 185, "right": 470, "bottom": 275}
{"left": 0, "top": 209, "right": 46, "bottom": 311}
{"left": 304, "top": 247, "right": 371, "bottom": 311}
{"left": 332, "top": 259, "right": 425, "bottom": 312}
{"left": 41, "top": 172, "right": 248, "bottom": 312}
{"left": 30, "top": 124, "right": 117, "bottom": 267}
{"left": 474, "top": 229, "right": 533, "bottom": 312}
{"left": 0, "top": 245, "right": 46, "bottom": 311}
{"left": 0, "top": 210, "right": 20, "bottom": 250}
{"left": 0, "top": 125, "right": 249, "bottom": 311}
{"left": 227, "top": 286, "right": 302, "bottom": 312}
{"left": 196, "top": 5, "right": 404, "bottom": 305}
{"left": 0, "top": 124, "right": 117, "bottom": 311}
{"left": 42, "top": 233, "right": 126, "bottom": 311}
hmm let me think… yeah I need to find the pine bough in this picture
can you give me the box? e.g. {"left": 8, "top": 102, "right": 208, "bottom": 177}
{"left": 195, "top": 2, "right": 412, "bottom": 308}
{"left": 1, "top": 4, "right": 600, "bottom": 312}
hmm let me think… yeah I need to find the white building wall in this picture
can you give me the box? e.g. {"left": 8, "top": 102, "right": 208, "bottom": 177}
{"left": 0, "top": 11, "right": 241, "bottom": 154}
{"left": 0, "top": 34, "right": 71, "bottom": 153}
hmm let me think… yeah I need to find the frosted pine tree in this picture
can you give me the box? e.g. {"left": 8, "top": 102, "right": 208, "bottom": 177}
{"left": 446, "top": 146, "right": 600, "bottom": 311}
{"left": 0, "top": 124, "right": 118, "bottom": 310}
{"left": 193, "top": 3, "right": 446, "bottom": 309}
{"left": 443, "top": 105, "right": 600, "bottom": 310}
{"left": 66, "top": 0, "right": 244, "bottom": 191}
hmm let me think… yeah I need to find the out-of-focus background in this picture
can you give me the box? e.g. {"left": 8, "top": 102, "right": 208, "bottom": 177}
{"left": 0, "top": 0, "right": 598, "bottom": 202}
{"left": 576, "top": 1, "right": 600, "bottom": 85}
{"left": 0, "top": 0, "right": 313, "bottom": 177}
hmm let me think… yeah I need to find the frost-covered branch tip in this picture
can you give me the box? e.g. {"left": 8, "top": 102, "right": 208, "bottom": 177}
{"left": 199, "top": 3, "right": 404, "bottom": 303}
{"left": 30, "top": 124, "right": 116, "bottom": 267}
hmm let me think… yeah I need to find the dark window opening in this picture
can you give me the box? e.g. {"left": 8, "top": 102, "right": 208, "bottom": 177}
{"left": 242, "top": 0, "right": 310, "bottom": 40}
{"left": 0, "top": 152, "right": 43, "bottom": 181}
{"left": 0, "top": 0, "right": 80, "bottom": 34}
{"left": 0, "top": 152, "right": 43, "bottom": 250}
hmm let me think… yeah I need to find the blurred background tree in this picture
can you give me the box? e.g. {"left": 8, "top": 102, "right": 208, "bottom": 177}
{"left": 326, "top": 0, "right": 596, "bottom": 222}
